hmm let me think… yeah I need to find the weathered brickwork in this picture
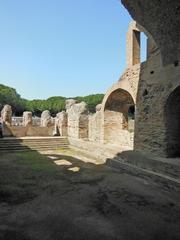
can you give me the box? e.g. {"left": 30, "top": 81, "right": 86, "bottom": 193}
{"left": 66, "top": 101, "right": 89, "bottom": 139}
{"left": 2, "top": 17, "right": 179, "bottom": 159}
{"left": 134, "top": 53, "right": 180, "bottom": 157}
{"left": 23, "top": 111, "right": 33, "bottom": 127}
{"left": 55, "top": 111, "right": 68, "bottom": 136}
{"left": 88, "top": 106, "right": 103, "bottom": 143}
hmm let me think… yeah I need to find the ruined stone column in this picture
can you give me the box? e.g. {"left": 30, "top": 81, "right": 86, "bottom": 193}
{"left": 22, "top": 111, "right": 33, "bottom": 127}
{"left": 89, "top": 104, "right": 103, "bottom": 142}
{"left": 55, "top": 111, "right": 68, "bottom": 136}
{"left": 1, "top": 104, "right": 12, "bottom": 126}
{"left": 66, "top": 100, "right": 89, "bottom": 139}
{"left": 41, "top": 110, "right": 52, "bottom": 127}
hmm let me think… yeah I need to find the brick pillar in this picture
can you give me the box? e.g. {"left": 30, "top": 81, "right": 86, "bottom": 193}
{"left": 126, "top": 21, "right": 141, "bottom": 67}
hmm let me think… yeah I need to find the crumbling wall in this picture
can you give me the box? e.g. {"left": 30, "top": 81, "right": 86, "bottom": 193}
{"left": 100, "top": 64, "right": 140, "bottom": 149}
{"left": 41, "top": 110, "right": 53, "bottom": 127}
{"left": 134, "top": 52, "right": 180, "bottom": 157}
{"left": 55, "top": 111, "right": 68, "bottom": 136}
{"left": 1, "top": 105, "right": 12, "bottom": 126}
{"left": 23, "top": 111, "right": 32, "bottom": 127}
{"left": 103, "top": 110, "right": 133, "bottom": 148}
{"left": 66, "top": 100, "right": 89, "bottom": 139}
{"left": 89, "top": 104, "right": 103, "bottom": 142}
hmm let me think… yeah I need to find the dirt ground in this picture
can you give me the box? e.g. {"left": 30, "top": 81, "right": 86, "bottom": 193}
{"left": 0, "top": 150, "right": 179, "bottom": 240}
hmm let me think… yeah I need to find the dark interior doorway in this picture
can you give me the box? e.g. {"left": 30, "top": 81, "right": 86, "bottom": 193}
{"left": 165, "top": 86, "right": 180, "bottom": 157}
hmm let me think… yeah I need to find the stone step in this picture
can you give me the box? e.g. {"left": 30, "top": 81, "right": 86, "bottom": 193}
{"left": 0, "top": 144, "right": 68, "bottom": 149}
{"left": 0, "top": 146, "right": 68, "bottom": 149}
{"left": 0, "top": 147, "right": 69, "bottom": 153}
{"left": 0, "top": 137, "right": 69, "bottom": 152}
{"left": 106, "top": 150, "right": 180, "bottom": 184}
{"left": 0, "top": 142, "right": 68, "bottom": 145}
{"left": 0, "top": 144, "right": 69, "bottom": 148}
{"left": 0, "top": 143, "right": 68, "bottom": 147}
{"left": 69, "top": 140, "right": 180, "bottom": 185}
{"left": 0, "top": 145, "right": 69, "bottom": 150}
{"left": 0, "top": 148, "right": 69, "bottom": 153}
{"left": 0, "top": 142, "right": 68, "bottom": 146}
{"left": 0, "top": 141, "right": 68, "bottom": 145}
{"left": 0, "top": 138, "right": 68, "bottom": 141}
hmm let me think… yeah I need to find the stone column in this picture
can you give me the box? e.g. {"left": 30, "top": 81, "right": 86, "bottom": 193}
{"left": 55, "top": 111, "right": 68, "bottom": 136}
{"left": 1, "top": 104, "right": 12, "bottom": 126}
{"left": 41, "top": 110, "right": 52, "bottom": 127}
{"left": 66, "top": 100, "right": 89, "bottom": 139}
{"left": 23, "top": 111, "right": 33, "bottom": 127}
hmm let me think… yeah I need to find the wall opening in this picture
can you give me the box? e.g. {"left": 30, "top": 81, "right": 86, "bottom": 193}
{"left": 140, "top": 32, "right": 147, "bottom": 62}
{"left": 104, "top": 88, "right": 135, "bottom": 147}
{"left": 126, "top": 23, "right": 148, "bottom": 67}
{"left": 165, "top": 86, "right": 180, "bottom": 157}
{"left": 132, "top": 30, "right": 140, "bottom": 65}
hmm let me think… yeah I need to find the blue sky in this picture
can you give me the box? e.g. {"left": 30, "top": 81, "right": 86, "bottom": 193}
{"left": 0, "top": 0, "right": 142, "bottom": 100}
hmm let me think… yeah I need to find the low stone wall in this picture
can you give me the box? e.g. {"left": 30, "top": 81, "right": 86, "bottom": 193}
{"left": 68, "top": 137, "right": 133, "bottom": 161}
{"left": 69, "top": 137, "right": 118, "bottom": 161}
{"left": 3, "top": 125, "right": 54, "bottom": 137}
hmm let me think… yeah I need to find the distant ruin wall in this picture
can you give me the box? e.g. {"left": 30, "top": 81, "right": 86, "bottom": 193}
{"left": 88, "top": 109, "right": 103, "bottom": 143}
{"left": 3, "top": 125, "right": 54, "bottom": 137}
{"left": 66, "top": 101, "right": 89, "bottom": 139}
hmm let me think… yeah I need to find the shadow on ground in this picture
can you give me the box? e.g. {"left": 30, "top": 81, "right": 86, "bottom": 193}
{"left": 0, "top": 149, "right": 180, "bottom": 240}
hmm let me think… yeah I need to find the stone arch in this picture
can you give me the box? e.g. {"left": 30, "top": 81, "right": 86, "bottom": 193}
{"left": 164, "top": 86, "right": 180, "bottom": 157}
{"left": 103, "top": 87, "right": 135, "bottom": 148}
{"left": 101, "top": 67, "right": 139, "bottom": 112}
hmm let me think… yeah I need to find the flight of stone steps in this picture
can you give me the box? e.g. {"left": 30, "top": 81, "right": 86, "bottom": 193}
{"left": 0, "top": 137, "right": 69, "bottom": 152}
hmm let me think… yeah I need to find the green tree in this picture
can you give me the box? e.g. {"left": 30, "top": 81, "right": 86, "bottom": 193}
{"left": 0, "top": 84, "right": 104, "bottom": 116}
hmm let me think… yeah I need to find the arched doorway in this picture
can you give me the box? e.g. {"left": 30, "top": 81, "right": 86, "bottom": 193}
{"left": 165, "top": 86, "right": 180, "bottom": 157}
{"left": 104, "top": 88, "right": 135, "bottom": 148}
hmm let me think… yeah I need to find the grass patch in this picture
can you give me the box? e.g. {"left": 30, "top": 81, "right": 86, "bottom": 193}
{"left": 15, "top": 151, "right": 58, "bottom": 172}
{"left": 0, "top": 151, "right": 65, "bottom": 205}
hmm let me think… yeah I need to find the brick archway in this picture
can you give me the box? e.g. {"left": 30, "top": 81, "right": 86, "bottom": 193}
{"left": 103, "top": 88, "right": 135, "bottom": 148}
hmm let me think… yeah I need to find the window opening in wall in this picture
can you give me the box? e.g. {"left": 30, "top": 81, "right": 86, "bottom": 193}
{"left": 128, "top": 105, "right": 135, "bottom": 120}
{"left": 141, "top": 32, "right": 147, "bottom": 62}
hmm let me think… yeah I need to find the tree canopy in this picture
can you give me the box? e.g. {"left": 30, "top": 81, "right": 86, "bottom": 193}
{"left": 0, "top": 84, "right": 104, "bottom": 116}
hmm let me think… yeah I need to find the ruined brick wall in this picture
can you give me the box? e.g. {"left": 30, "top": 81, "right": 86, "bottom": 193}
{"left": 67, "top": 101, "right": 89, "bottom": 139}
{"left": 100, "top": 64, "right": 140, "bottom": 149}
{"left": 55, "top": 111, "right": 68, "bottom": 136}
{"left": 104, "top": 110, "right": 134, "bottom": 148}
{"left": 134, "top": 52, "right": 180, "bottom": 157}
{"left": 88, "top": 110, "right": 103, "bottom": 143}
{"left": 68, "top": 17, "right": 180, "bottom": 158}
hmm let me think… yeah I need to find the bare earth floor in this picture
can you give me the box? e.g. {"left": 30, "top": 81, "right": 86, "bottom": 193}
{"left": 0, "top": 150, "right": 179, "bottom": 240}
